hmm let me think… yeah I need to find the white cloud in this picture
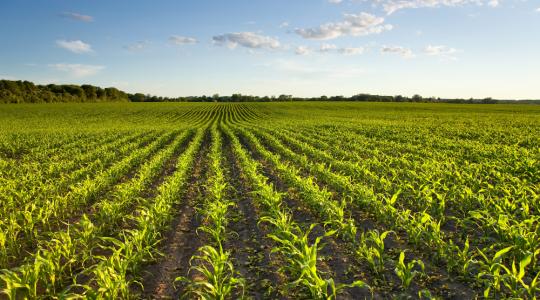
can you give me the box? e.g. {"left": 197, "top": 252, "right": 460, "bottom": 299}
{"left": 169, "top": 35, "right": 198, "bottom": 45}
{"left": 49, "top": 64, "right": 104, "bottom": 77}
{"left": 487, "top": 0, "right": 499, "bottom": 7}
{"left": 381, "top": 46, "right": 415, "bottom": 58}
{"left": 295, "top": 12, "right": 392, "bottom": 40}
{"left": 536, "top": 7, "right": 540, "bottom": 12}
{"left": 328, "top": 0, "right": 343, "bottom": 3}
{"left": 56, "top": 40, "right": 93, "bottom": 54}
{"left": 213, "top": 32, "right": 280, "bottom": 50}
{"left": 424, "top": 45, "right": 459, "bottom": 59}
{"left": 295, "top": 46, "right": 311, "bottom": 55}
{"left": 60, "top": 12, "right": 93, "bottom": 22}
{"left": 280, "top": 22, "right": 290, "bottom": 28}
{"left": 379, "top": 0, "right": 500, "bottom": 14}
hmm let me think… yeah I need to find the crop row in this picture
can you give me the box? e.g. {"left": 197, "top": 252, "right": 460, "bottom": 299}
{"left": 243, "top": 123, "right": 539, "bottom": 298}
{"left": 223, "top": 124, "right": 368, "bottom": 299}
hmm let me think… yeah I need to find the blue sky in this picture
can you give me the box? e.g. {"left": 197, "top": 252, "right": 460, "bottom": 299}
{"left": 1, "top": 0, "right": 539, "bottom": 99}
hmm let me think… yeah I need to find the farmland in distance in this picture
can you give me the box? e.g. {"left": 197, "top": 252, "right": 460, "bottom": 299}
{"left": 0, "top": 102, "right": 538, "bottom": 299}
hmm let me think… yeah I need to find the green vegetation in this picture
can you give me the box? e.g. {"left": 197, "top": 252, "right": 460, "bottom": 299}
{"left": 0, "top": 80, "right": 128, "bottom": 103}
{"left": 0, "top": 102, "right": 538, "bottom": 299}
{"left": 3, "top": 79, "right": 540, "bottom": 104}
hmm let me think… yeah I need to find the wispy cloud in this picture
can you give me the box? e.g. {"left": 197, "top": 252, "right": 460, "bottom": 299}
{"left": 338, "top": 47, "right": 364, "bottom": 55}
{"left": 320, "top": 44, "right": 365, "bottom": 55}
{"left": 328, "top": 0, "right": 343, "bottom": 3}
{"left": 213, "top": 32, "right": 280, "bottom": 50}
{"left": 169, "top": 35, "right": 198, "bottom": 45}
{"left": 378, "top": 0, "right": 499, "bottom": 14}
{"left": 424, "top": 45, "right": 459, "bottom": 60}
{"left": 295, "top": 12, "right": 392, "bottom": 40}
{"left": 56, "top": 40, "right": 93, "bottom": 54}
{"left": 124, "top": 41, "right": 149, "bottom": 52}
{"left": 381, "top": 46, "right": 415, "bottom": 58}
{"left": 49, "top": 63, "right": 104, "bottom": 77}
{"left": 320, "top": 43, "right": 338, "bottom": 53}
{"left": 295, "top": 44, "right": 364, "bottom": 56}
{"left": 60, "top": 12, "right": 93, "bottom": 22}
{"left": 265, "top": 58, "right": 365, "bottom": 79}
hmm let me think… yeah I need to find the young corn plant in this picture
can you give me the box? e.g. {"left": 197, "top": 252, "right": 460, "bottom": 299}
{"left": 0, "top": 269, "right": 32, "bottom": 300}
{"left": 499, "top": 253, "right": 540, "bottom": 299}
{"left": 394, "top": 251, "right": 425, "bottom": 290}
{"left": 444, "top": 237, "right": 474, "bottom": 276}
{"left": 197, "top": 198, "right": 234, "bottom": 246}
{"left": 178, "top": 126, "right": 244, "bottom": 299}
{"left": 477, "top": 245, "right": 513, "bottom": 298}
{"left": 356, "top": 230, "right": 394, "bottom": 275}
{"left": 264, "top": 216, "right": 368, "bottom": 299}
{"left": 176, "top": 245, "right": 245, "bottom": 300}
{"left": 418, "top": 289, "right": 441, "bottom": 300}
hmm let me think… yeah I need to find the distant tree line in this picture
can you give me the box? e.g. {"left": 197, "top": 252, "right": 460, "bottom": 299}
{"left": 0, "top": 80, "right": 129, "bottom": 103}
{"left": 1, "top": 80, "right": 538, "bottom": 104}
{"left": 130, "top": 93, "right": 505, "bottom": 104}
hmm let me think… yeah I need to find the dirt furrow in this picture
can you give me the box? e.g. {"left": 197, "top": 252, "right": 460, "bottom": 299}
{"left": 222, "top": 132, "right": 286, "bottom": 299}
{"left": 139, "top": 131, "right": 211, "bottom": 299}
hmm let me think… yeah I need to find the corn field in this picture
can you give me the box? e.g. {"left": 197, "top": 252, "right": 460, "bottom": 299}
{"left": 0, "top": 102, "right": 538, "bottom": 299}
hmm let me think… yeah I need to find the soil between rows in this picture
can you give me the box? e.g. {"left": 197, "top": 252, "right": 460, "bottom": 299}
{"left": 222, "top": 130, "right": 286, "bottom": 299}
{"left": 139, "top": 130, "right": 211, "bottom": 299}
